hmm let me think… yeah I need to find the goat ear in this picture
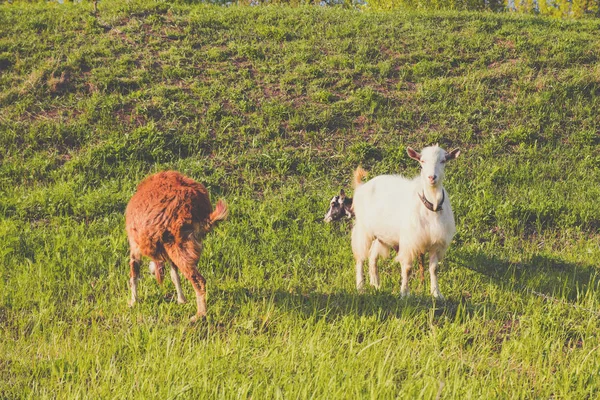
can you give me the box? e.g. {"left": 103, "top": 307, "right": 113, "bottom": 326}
{"left": 407, "top": 147, "right": 421, "bottom": 161}
{"left": 445, "top": 148, "right": 460, "bottom": 161}
{"left": 339, "top": 189, "right": 345, "bottom": 199}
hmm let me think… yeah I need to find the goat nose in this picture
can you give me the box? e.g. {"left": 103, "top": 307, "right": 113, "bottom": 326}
{"left": 428, "top": 175, "right": 437, "bottom": 181}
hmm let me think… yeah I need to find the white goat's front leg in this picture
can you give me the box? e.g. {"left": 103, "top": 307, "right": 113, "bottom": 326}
{"left": 169, "top": 264, "right": 187, "bottom": 304}
{"left": 399, "top": 259, "right": 412, "bottom": 297}
{"left": 429, "top": 252, "right": 444, "bottom": 300}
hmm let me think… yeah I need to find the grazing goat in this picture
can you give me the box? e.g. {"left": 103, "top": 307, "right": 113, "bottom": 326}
{"left": 324, "top": 189, "right": 354, "bottom": 222}
{"left": 324, "top": 187, "right": 426, "bottom": 284}
{"left": 125, "top": 171, "right": 228, "bottom": 322}
{"left": 351, "top": 145, "right": 460, "bottom": 299}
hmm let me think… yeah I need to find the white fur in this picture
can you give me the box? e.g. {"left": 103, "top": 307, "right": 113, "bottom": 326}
{"left": 352, "top": 145, "right": 459, "bottom": 299}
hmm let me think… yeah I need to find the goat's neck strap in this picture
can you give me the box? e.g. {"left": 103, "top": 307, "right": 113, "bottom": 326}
{"left": 419, "top": 189, "right": 444, "bottom": 212}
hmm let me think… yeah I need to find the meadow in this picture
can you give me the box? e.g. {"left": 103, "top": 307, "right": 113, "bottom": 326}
{"left": 1, "top": 1, "right": 599, "bottom": 398}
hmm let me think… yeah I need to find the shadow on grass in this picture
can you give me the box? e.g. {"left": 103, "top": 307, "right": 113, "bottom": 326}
{"left": 213, "top": 286, "right": 497, "bottom": 325}
{"left": 453, "top": 248, "right": 600, "bottom": 303}
{"left": 209, "top": 248, "right": 598, "bottom": 328}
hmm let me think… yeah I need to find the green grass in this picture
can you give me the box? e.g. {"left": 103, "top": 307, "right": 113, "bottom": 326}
{"left": 1, "top": 1, "right": 600, "bottom": 398}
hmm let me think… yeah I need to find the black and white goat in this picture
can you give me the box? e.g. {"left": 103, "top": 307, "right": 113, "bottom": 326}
{"left": 323, "top": 189, "right": 354, "bottom": 223}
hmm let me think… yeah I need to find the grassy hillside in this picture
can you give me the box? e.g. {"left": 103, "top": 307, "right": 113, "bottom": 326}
{"left": 1, "top": 1, "right": 600, "bottom": 398}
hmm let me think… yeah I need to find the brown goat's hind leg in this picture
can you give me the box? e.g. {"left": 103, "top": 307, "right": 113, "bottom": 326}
{"left": 165, "top": 244, "right": 206, "bottom": 321}
{"left": 129, "top": 253, "right": 141, "bottom": 307}
{"left": 179, "top": 265, "right": 207, "bottom": 322}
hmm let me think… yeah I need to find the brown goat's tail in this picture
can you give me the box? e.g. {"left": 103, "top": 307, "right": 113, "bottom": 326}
{"left": 353, "top": 167, "right": 368, "bottom": 189}
{"left": 209, "top": 199, "right": 229, "bottom": 226}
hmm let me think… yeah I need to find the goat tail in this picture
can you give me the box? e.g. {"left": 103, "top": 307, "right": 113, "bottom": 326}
{"left": 353, "top": 166, "right": 368, "bottom": 189}
{"left": 209, "top": 199, "right": 229, "bottom": 226}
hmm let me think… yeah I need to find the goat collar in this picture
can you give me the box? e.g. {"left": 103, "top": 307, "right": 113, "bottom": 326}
{"left": 419, "top": 189, "right": 445, "bottom": 212}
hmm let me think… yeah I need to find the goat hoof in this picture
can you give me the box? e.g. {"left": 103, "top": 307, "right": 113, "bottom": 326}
{"left": 177, "top": 298, "right": 188, "bottom": 305}
{"left": 128, "top": 299, "right": 136, "bottom": 307}
{"left": 432, "top": 292, "right": 445, "bottom": 301}
{"left": 189, "top": 314, "right": 206, "bottom": 323}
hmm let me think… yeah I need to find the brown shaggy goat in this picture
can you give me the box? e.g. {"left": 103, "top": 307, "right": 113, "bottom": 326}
{"left": 125, "top": 171, "right": 228, "bottom": 322}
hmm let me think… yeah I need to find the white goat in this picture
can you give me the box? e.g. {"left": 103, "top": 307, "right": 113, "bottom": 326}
{"left": 351, "top": 145, "right": 460, "bottom": 299}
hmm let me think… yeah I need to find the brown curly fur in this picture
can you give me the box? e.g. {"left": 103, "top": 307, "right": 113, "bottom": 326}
{"left": 125, "top": 171, "right": 228, "bottom": 320}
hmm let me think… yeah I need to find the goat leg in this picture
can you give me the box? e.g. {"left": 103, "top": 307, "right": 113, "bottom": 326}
{"left": 418, "top": 253, "right": 425, "bottom": 285}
